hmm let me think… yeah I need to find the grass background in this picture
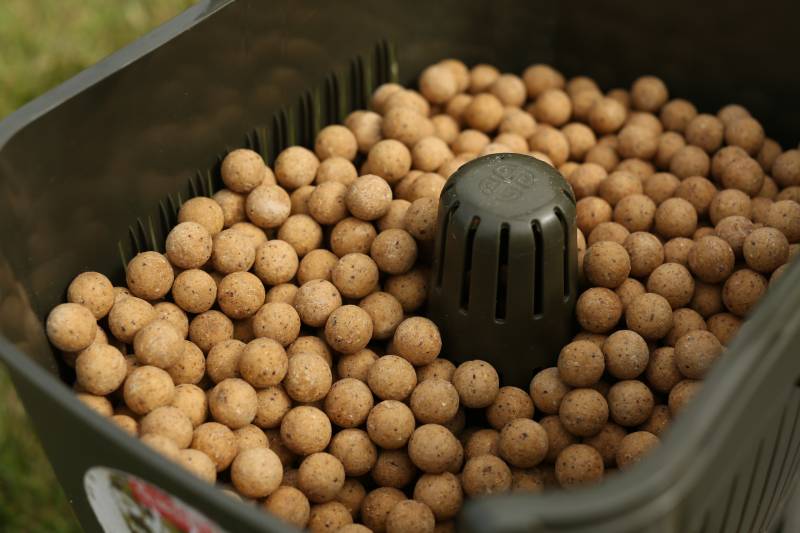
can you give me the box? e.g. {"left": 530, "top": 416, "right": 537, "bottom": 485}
{"left": 0, "top": 1, "right": 195, "bottom": 531}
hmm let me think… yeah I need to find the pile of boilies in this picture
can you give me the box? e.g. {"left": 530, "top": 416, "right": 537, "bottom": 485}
{"left": 45, "top": 58, "right": 800, "bottom": 533}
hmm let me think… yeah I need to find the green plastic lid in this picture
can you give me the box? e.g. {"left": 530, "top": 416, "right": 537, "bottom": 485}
{"left": 429, "top": 153, "right": 578, "bottom": 385}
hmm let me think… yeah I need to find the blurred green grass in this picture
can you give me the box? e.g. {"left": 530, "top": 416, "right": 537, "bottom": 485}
{"left": 0, "top": 2, "right": 195, "bottom": 531}
{"left": 0, "top": 0, "right": 196, "bottom": 118}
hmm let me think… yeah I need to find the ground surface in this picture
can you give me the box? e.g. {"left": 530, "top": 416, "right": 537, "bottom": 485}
{"left": 0, "top": 2, "right": 194, "bottom": 531}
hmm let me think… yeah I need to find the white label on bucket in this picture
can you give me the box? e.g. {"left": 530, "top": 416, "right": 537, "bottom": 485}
{"left": 84, "top": 467, "right": 227, "bottom": 533}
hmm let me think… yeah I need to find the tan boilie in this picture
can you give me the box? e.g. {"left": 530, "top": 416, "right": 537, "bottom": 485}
{"left": 264, "top": 486, "right": 311, "bottom": 528}
{"left": 613, "top": 194, "right": 656, "bottom": 233}
{"left": 674, "top": 330, "right": 722, "bottom": 379}
{"left": 534, "top": 89, "right": 572, "bottom": 126}
{"left": 710, "top": 189, "right": 752, "bottom": 226}
{"left": 589, "top": 97, "right": 627, "bottom": 134}
{"left": 208, "top": 378, "right": 258, "bottom": 429}
{"left": 371, "top": 449, "right": 420, "bottom": 487}
{"left": 367, "top": 400, "right": 416, "bottom": 450}
{"left": 205, "top": 339, "right": 245, "bottom": 383}
{"left": 179, "top": 197, "right": 225, "bottom": 235}
{"left": 410, "top": 378, "right": 460, "bottom": 425}
{"left": 654, "top": 198, "right": 697, "bottom": 238}
{"left": 485, "top": 386, "right": 535, "bottom": 430}
{"left": 529, "top": 368, "right": 573, "bottom": 417}
{"left": 625, "top": 293, "right": 674, "bottom": 341}
{"left": 576, "top": 287, "right": 623, "bottom": 333}
{"left": 602, "top": 330, "right": 649, "bottom": 380}
{"left": 616, "top": 431, "right": 660, "bottom": 470}
{"left": 284, "top": 353, "right": 333, "bottom": 403}
{"left": 124, "top": 365, "right": 175, "bottom": 415}
{"left": 722, "top": 269, "right": 768, "bottom": 317}
{"left": 75, "top": 344, "right": 127, "bottom": 395}
{"left": 408, "top": 424, "right": 463, "bottom": 474}
{"left": 171, "top": 383, "right": 208, "bottom": 427}
{"left": 246, "top": 184, "right": 292, "bottom": 229}
{"left": 328, "top": 429, "right": 377, "bottom": 477}
{"left": 569, "top": 163, "right": 607, "bottom": 199}
{"left": 298, "top": 452, "right": 346, "bottom": 503}
{"left": 640, "top": 405, "right": 672, "bottom": 437}
{"left": 383, "top": 106, "right": 433, "bottom": 147}
{"left": 232, "top": 447, "right": 283, "bottom": 498}
{"left": 359, "top": 292, "right": 404, "bottom": 340}
{"left": 557, "top": 340, "right": 605, "bottom": 387}
{"left": 153, "top": 301, "right": 189, "bottom": 339}
{"left": 497, "top": 418, "right": 548, "bottom": 468}
{"left": 464, "top": 429, "right": 500, "bottom": 460}
{"left": 177, "top": 449, "right": 217, "bottom": 484}
{"left": 416, "top": 358, "right": 456, "bottom": 383}
{"left": 623, "top": 231, "right": 663, "bottom": 278}
{"left": 108, "top": 296, "right": 156, "bottom": 344}
{"left": 254, "top": 240, "right": 298, "bottom": 286}
{"left": 539, "top": 415, "right": 578, "bottom": 463}
{"left": 555, "top": 444, "right": 604, "bottom": 488}
{"left": 166, "top": 222, "right": 213, "bottom": 269}
{"left": 366, "top": 139, "right": 412, "bottom": 184}
{"left": 275, "top": 146, "right": 319, "bottom": 190}
{"left": 607, "top": 380, "right": 654, "bottom": 427}
{"left": 685, "top": 114, "right": 724, "bottom": 153}
{"left": 192, "top": 422, "right": 238, "bottom": 471}
{"left": 293, "top": 279, "right": 342, "bottom": 328}
{"left": 325, "top": 305, "right": 373, "bottom": 354}
{"left": 252, "top": 302, "right": 301, "bottom": 346}
{"left": 140, "top": 406, "right": 193, "bottom": 449}
{"left": 452, "top": 360, "right": 500, "bottom": 409}
{"left": 688, "top": 236, "right": 735, "bottom": 283}
{"left": 559, "top": 388, "right": 609, "bottom": 437}
{"left": 405, "top": 197, "right": 439, "bottom": 241}
{"left": 222, "top": 149, "right": 271, "bottom": 193}
{"left": 386, "top": 500, "right": 435, "bottom": 533}
{"left": 646, "top": 263, "right": 695, "bottom": 309}
{"left": 324, "top": 378, "right": 374, "bottom": 428}
{"left": 669, "top": 145, "right": 710, "bottom": 179}
{"left": 368, "top": 355, "right": 417, "bottom": 401}
{"left": 172, "top": 269, "right": 217, "bottom": 314}
{"left": 360, "top": 487, "right": 406, "bottom": 533}
{"left": 188, "top": 309, "right": 233, "bottom": 353}
{"left": 371, "top": 449, "right": 416, "bottom": 490}
{"left": 660, "top": 99, "right": 697, "bottom": 132}
{"left": 332, "top": 217, "right": 378, "bottom": 256}
{"left": 370, "top": 229, "right": 418, "bottom": 274}
{"left": 583, "top": 422, "right": 627, "bottom": 467}
{"left": 134, "top": 319, "right": 183, "bottom": 369}
{"left": 331, "top": 253, "right": 379, "bottom": 299}
{"left": 583, "top": 241, "right": 631, "bottom": 289}
{"left": 214, "top": 189, "right": 247, "bottom": 227}
{"left": 461, "top": 455, "right": 512, "bottom": 497}
{"left": 665, "top": 308, "right": 707, "bottom": 347}
{"left": 211, "top": 228, "right": 256, "bottom": 273}
{"left": 743, "top": 227, "right": 789, "bottom": 273}
{"left": 414, "top": 472, "right": 463, "bottom": 522}
{"left": 721, "top": 156, "right": 764, "bottom": 196}
{"left": 392, "top": 316, "right": 441, "bottom": 366}
{"left": 239, "top": 338, "right": 288, "bottom": 388}
{"left": 254, "top": 385, "right": 292, "bottom": 430}
{"left": 277, "top": 214, "right": 323, "bottom": 257}
{"left": 464, "top": 93, "right": 504, "bottom": 133}
{"left": 315, "top": 125, "right": 358, "bottom": 161}
{"left": 280, "top": 406, "right": 332, "bottom": 456}
{"left": 67, "top": 272, "right": 114, "bottom": 319}
{"left": 338, "top": 349, "right": 379, "bottom": 383}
